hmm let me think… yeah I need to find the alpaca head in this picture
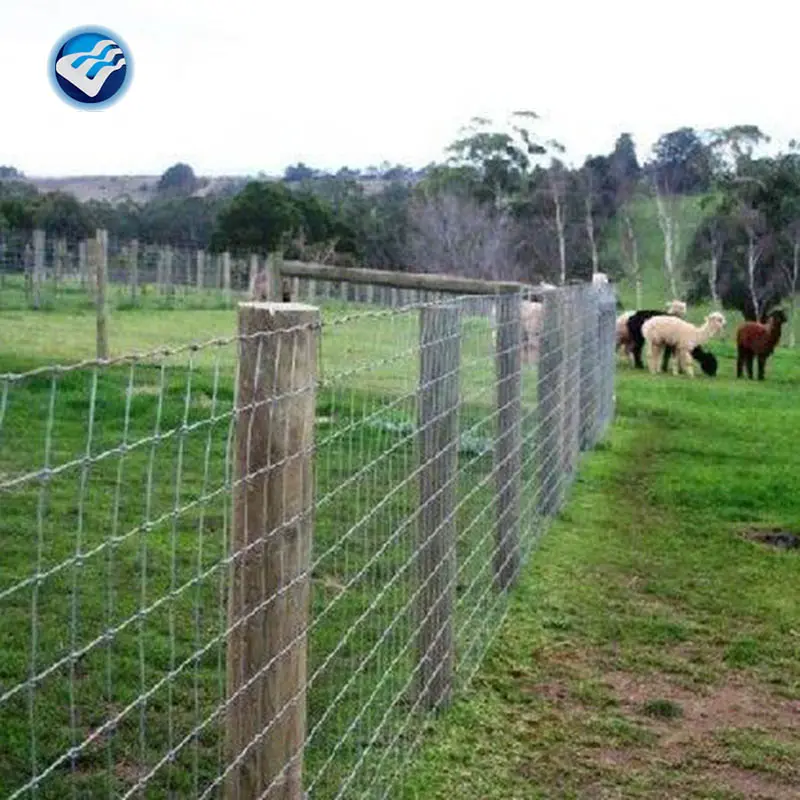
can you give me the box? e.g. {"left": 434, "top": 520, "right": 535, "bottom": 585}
{"left": 766, "top": 308, "right": 788, "bottom": 326}
{"left": 697, "top": 350, "right": 718, "bottom": 377}
{"left": 705, "top": 311, "right": 726, "bottom": 333}
{"left": 666, "top": 299, "right": 687, "bottom": 317}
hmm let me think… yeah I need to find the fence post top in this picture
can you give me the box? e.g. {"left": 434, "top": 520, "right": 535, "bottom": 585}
{"left": 238, "top": 301, "right": 320, "bottom": 313}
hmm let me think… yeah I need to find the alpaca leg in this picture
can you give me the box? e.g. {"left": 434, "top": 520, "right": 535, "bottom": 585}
{"left": 672, "top": 347, "right": 683, "bottom": 376}
{"left": 679, "top": 348, "right": 695, "bottom": 377}
{"left": 745, "top": 353, "right": 754, "bottom": 379}
{"left": 633, "top": 342, "right": 645, "bottom": 369}
{"left": 736, "top": 346, "right": 745, "bottom": 378}
{"left": 661, "top": 346, "right": 672, "bottom": 373}
{"left": 757, "top": 354, "right": 767, "bottom": 381}
{"left": 647, "top": 343, "right": 662, "bottom": 374}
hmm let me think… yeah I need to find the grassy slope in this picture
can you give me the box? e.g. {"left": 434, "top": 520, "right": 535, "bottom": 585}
{"left": 603, "top": 193, "right": 709, "bottom": 310}
{"left": 401, "top": 348, "right": 800, "bottom": 798}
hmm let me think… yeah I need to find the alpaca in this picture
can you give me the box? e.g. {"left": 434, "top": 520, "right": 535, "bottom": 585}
{"left": 736, "top": 308, "right": 788, "bottom": 380}
{"left": 520, "top": 300, "right": 543, "bottom": 364}
{"left": 642, "top": 312, "right": 726, "bottom": 377}
{"left": 489, "top": 299, "right": 543, "bottom": 365}
{"left": 625, "top": 300, "right": 688, "bottom": 370}
{"left": 616, "top": 310, "right": 635, "bottom": 362}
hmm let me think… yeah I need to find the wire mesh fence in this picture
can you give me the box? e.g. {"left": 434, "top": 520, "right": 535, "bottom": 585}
{"left": 0, "top": 283, "right": 616, "bottom": 799}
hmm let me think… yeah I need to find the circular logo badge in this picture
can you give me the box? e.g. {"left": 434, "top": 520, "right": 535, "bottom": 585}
{"left": 49, "top": 26, "right": 133, "bottom": 110}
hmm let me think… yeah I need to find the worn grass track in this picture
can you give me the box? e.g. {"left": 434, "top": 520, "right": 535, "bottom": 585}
{"left": 402, "top": 349, "right": 800, "bottom": 799}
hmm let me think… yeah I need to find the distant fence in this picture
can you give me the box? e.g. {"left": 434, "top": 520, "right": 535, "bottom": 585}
{"left": 0, "top": 279, "right": 617, "bottom": 799}
{"left": 0, "top": 229, "right": 536, "bottom": 319}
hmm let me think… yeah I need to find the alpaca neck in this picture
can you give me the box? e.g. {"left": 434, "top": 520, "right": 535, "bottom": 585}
{"left": 766, "top": 318, "right": 784, "bottom": 348}
{"left": 695, "top": 322, "right": 717, "bottom": 345}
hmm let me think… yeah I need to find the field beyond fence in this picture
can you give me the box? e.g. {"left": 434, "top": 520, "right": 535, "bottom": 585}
{"left": 0, "top": 230, "right": 617, "bottom": 799}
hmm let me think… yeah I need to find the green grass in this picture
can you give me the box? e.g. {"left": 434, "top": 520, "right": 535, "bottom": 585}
{"left": 0, "top": 298, "right": 543, "bottom": 798}
{"left": 400, "top": 345, "right": 800, "bottom": 799}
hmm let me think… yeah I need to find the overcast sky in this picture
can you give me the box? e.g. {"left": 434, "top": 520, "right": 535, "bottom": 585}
{"left": 0, "top": 0, "right": 796, "bottom": 177}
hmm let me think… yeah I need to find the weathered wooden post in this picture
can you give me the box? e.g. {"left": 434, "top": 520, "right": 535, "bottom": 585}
{"left": 196, "top": 249, "right": 205, "bottom": 291}
{"left": 92, "top": 229, "right": 109, "bottom": 360}
{"left": 415, "top": 301, "right": 461, "bottom": 712}
{"left": 32, "top": 230, "right": 45, "bottom": 310}
{"left": 536, "top": 288, "right": 564, "bottom": 517}
{"left": 494, "top": 291, "right": 523, "bottom": 589}
{"left": 225, "top": 301, "right": 318, "bottom": 800}
{"left": 129, "top": 239, "right": 139, "bottom": 304}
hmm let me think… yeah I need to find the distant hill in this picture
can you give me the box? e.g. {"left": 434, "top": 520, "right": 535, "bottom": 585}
{"left": 15, "top": 172, "right": 420, "bottom": 205}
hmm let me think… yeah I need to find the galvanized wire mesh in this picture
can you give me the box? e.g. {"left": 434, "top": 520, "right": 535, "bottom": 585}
{"left": 0, "top": 283, "right": 616, "bottom": 799}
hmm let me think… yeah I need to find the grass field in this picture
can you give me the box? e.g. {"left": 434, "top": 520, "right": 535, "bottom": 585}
{"left": 3, "top": 213, "right": 800, "bottom": 799}
{"left": 401, "top": 341, "right": 800, "bottom": 798}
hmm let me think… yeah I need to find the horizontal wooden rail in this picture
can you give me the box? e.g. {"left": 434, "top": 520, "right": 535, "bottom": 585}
{"left": 280, "top": 260, "right": 537, "bottom": 296}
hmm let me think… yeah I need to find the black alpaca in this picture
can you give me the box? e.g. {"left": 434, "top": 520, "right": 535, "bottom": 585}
{"left": 626, "top": 310, "right": 678, "bottom": 370}
{"left": 663, "top": 345, "right": 718, "bottom": 377}
{"left": 627, "top": 310, "right": 717, "bottom": 377}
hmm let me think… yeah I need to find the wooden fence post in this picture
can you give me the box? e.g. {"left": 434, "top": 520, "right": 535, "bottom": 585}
{"left": 222, "top": 251, "right": 232, "bottom": 303}
{"left": 32, "top": 230, "right": 45, "bottom": 310}
{"left": 579, "top": 285, "right": 600, "bottom": 451}
{"left": 225, "top": 301, "right": 318, "bottom": 800}
{"left": 196, "top": 249, "right": 205, "bottom": 291}
{"left": 129, "top": 239, "right": 139, "bottom": 304}
{"left": 494, "top": 293, "right": 523, "bottom": 589}
{"left": 415, "top": 302, "right": 461, "bottom": 712}
{"left": 78, "top": 240, "right": 88, "bottom": 291}
{"left": 54, "top": 237, "right": 66, "bottom": 296}
{"left": 562, "top": 288, "right": 580, "bottom": 484}
{"left": 163, "top": 246, "right": 174, "bottom": 305}
{"left": 248, "top": 254, "right": 259, "bottom": 295}
{"left": 93, "top": 229, "right": 109, "bottom": 360}
{"left": 536, "top": 288, "right": 563, "bottom": 517}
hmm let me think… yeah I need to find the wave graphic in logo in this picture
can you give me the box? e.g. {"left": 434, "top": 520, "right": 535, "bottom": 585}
{"left": 50, "top": 27, "right": 133, "bottom": 109}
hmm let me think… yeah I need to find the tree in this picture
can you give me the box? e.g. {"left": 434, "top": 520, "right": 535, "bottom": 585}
{"left": 0, "top": 165, "right": 23, "bottom": 179}
{"left": 649, "top": 127, "right": 714, "bottom": 194}
{"left": 33, "top": 191, "right": 93, "bottom": 238}
{"left": 546, "top": 152, "right": 569, "bottom": 284}
{"left": 157, "top": 162, "right": 198, "bottom": 196}
{"left": 609, "top": 133, "right": 640, "bottom": 185}
{"left": 283, "top": 162, "right": 318, "bottom": 183}
{"left": 212, "top": 181, "right": 301, "bottom": 256}
{"left": 686, "top": 154, "right": 800, "bottom": 319}
{"left": 444, "top": 112, "right": 549, "bottom": 209}
{"left": 406, "top": 188, "right": 517, "bottom": 281}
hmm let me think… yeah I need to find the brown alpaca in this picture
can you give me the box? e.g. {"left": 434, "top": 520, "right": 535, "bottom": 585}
{"left": 736, "top": 308, "right": 788, "bottom": 380}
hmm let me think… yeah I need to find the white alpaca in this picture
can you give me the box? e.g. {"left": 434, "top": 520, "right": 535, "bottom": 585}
{"left": 592, "top": 272, "right": 609, "bottom": 287}
{"left": 489, "top": 299, "right": 543, "bottom": 365}
{"left": 642, "top": 311, "right": 726, "bottom": 377}
{"left": 665, "top": 299, "right": 687, "bottom": 316}
{"left": 616, "top": 300, "right": 685, "bottom": 365}
{"left": 520, "top": 300, "right": 543, "bottom": 364}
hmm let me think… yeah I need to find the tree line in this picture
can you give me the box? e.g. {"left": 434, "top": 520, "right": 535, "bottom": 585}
{"left": 2, "top": 116, "right": 799, "bottom": 319}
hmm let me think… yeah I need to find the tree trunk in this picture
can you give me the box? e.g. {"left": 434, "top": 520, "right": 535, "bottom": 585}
{"left": 790, "top": 241, "right": 799, "bottom": 348}
{"left": 653, "top": 186, "right": 679, "bottom": 299}
{"left": 554, "top": 191, "right": 567, "bottom": 285}
{"left": 747, "top": 233, "right": 760, "bottom": 321}
{"left": 623, "top": 211, "right": 642, "bottom": 308}
{"left": 709, "top": 251, "right": 720, "bottom": 308}
{"left": 585, "top": 196, "right": 599, "bottom": 274}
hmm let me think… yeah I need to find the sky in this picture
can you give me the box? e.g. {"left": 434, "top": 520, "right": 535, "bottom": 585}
{"left": 0, "top": 0, "right": 798, "bottom": 178}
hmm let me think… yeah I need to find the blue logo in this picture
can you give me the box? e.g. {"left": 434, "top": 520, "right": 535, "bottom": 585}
{"left": 49, "top": 26, "right": 133, "bottom": 110}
